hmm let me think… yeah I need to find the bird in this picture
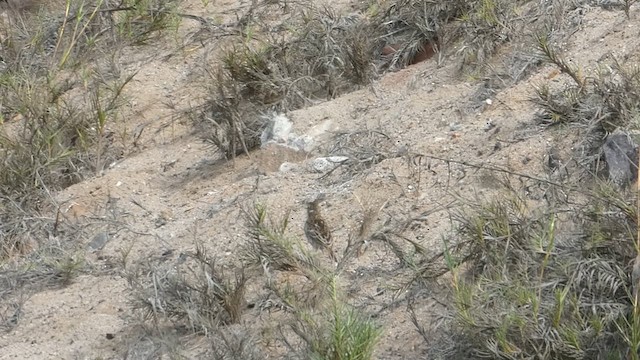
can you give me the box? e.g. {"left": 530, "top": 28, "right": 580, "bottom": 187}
{"left": 304, "top": 195, "right": 336, "bottom": 261}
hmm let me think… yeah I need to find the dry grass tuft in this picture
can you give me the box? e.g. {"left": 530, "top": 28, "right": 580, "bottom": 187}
{"left": 431, "top": 181, "right": 637, "bottom": 359}
{"left": 320, "top": 130, "right": 404, "bottom": 183}
{"left": 191, "top": 2, "right": 378, "bottom": 159}
{"left": 0, "top": 0, "right": 185, "bottom": 335}
{"left": 126, "top": 241, "right": 248, "bottom": 333}
{"left": 240, "top": 203, "right": 322, "bottom": 275}
{"left": 533, "top": 36, "right": 640, "bottom": 176}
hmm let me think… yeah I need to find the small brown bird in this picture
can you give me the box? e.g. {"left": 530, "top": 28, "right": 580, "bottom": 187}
{"left": 304, "top": 195, "right": 336, "bottom": 261}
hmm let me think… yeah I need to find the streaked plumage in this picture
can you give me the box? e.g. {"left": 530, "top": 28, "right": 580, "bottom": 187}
{"left": 304, "top": 197, "right": 336, "bottom": 261}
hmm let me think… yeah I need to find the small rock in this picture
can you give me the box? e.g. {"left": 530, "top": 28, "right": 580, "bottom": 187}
{"left": 603, "top": 131, "right": 638, "bottom": 187}
{"left": 310, "top": 156, "right": 349, "bottom": 173}
{"left": 261, "top": 113, "right": 315, "bottom": 152}
{"left": 261, "top": 113, "right": 293, "bottom": 146}
{"left": 290, "top": 135, "right": 314, "bottom": 152}
{"left": 87, "top": 232, "right": 109, "bottom": 252}
{"left": 154, "top": 216, "right": 167, "bottom": 228}
{"left": 279, "top": 162, "right": 299, "bottom": 172}
{"left": 207, "top": 203, "right": 225, "bottom": 218}
{"left": 483, "top": 120, "right": 495, "bottom": 132}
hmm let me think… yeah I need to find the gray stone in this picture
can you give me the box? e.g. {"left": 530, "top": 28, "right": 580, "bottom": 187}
{"left": 279, "top": 162, "right": 299, "bottom": 172}
{"left": 310, "top": 156, "right": 349, "bottom": 173}
{"left": 260, "top": 113, "right": 315, "bottom": 152}
{"left": 87, "top": 232, "right": 109, "bottom": 252}
{"left": 603, "top": 131, "right": 638, "bottom": 187}
{"left": 261, "top": 113, "right": 292, "bottom": 146}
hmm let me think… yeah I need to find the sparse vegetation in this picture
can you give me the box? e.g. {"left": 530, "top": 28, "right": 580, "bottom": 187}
{"left": 192, "top": 0, "right": 604, "bottom": 160}
{"left": 126, "top": 240, "right": 248, "bottom": 333}
{"left": 124, "top": 202, "right": 382, "bottom": 359}
{"left": 4, "top": 0, "right": 640, "bottom": 358}
{"left": 286, "top": 278, "right": 382, "bottom": 360}
{"left": 192, "top": 2, "right": 380, "bottom": 159}
{"left": 534, "top": 33, "right": 640, "bottom": 176}
{"left": 0, "top": 0, "right": 184, "bottom": 341}
{"left": 240, "top": 204, "right": 382, "bottom": 360}
{"left": 240, "top": 203, "right": 320, "bottom": 274}
{"left": 0, "top": 0, "right": 185, "bottom": 255}
{"left": 433, "top": 181, "right": 636, "bottom": 359}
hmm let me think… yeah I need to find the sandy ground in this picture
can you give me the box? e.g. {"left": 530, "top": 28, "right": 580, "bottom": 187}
{"left": 1, "top": 1, "right": 640, "bottom": 359}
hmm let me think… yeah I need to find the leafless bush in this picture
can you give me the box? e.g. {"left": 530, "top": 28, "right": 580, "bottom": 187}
{"left": 373, "top": 0, "right": 451, "bottom": 70}
{"left": 193, "top": 68, "right": 266, "bottom": 160}
{"left": 126, "top": 242, "right": 248, "bottom": 333}
{"left": 209, "top": 326, "right": 265, "bottom": 360}
{"left": 320, "top": 130, "right": 404, "bottom": 182}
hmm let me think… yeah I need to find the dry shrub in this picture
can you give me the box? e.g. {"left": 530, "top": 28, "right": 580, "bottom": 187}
{"left": 321, "top": 130, "right": 404, "bottom": 182}
{"left": 193, "top": 2, "right": 378, "bottom": 158}
{"left": 194, "top": 68, "right": 265, "bottom": 160}
{"left": 372, "top": 0, "right": 451, "bottom": 70}
{"left": 126, "top": 242, "right": 248, "bottom": 333}
{"left": 534, "top": 37, "right": 640, "bottom": 175}
{"left": 438, "top": 183, "right": 636, "bottom": 359}
{"left": 0, "top": 0, "right": 182, "bottom": 241}
{"left": 0, "top": 0, "right": 182, "bottom": 335}
{"left": 240, "top": 203, "right": 320, "bottom": 274}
